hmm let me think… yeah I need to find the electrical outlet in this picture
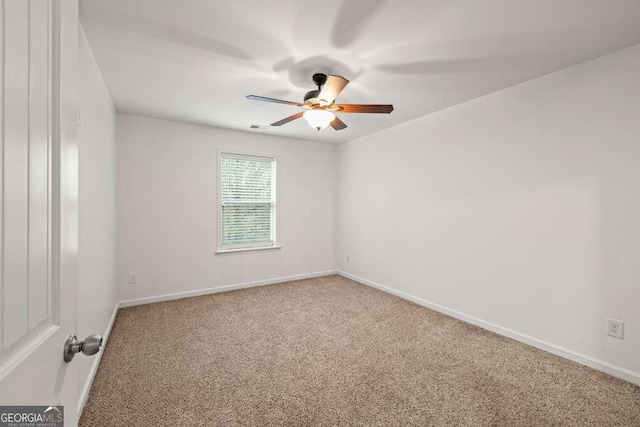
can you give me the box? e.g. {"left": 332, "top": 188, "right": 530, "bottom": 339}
{"left": 128, "top": 272, "right": 138, "bottom": 285}
{"left": 607, "top": 318, "right": 624, "bottom": 339}
{"left": 346, "top": 255, "right": 350, "bottom": 263}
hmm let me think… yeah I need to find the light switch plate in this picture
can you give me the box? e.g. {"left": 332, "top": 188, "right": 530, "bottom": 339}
{"left": 128, "top": 272, "right": 138, "bottom": 285}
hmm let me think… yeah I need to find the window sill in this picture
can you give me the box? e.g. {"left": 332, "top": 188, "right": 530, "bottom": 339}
{"left": 215, "top": 245, "right": 282, "bottom": 255}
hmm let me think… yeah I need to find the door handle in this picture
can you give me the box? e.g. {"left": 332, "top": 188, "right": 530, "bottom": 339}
{"left": 63, "top": 334, "right": 103, "bottom": 363}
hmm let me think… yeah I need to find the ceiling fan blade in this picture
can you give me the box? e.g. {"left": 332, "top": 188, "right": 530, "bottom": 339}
{"left": 270, "top": 112, "right": 304, "bottom": 126}
{"left": 246, "top": 95, "right": 303, "bottom": 107}
{"left": 318, "top": 75, "right": 349, "bottom": 105}
{"left": 330, "top": 116, "right": 348, "bottom": 130}
{"left": 335, "top": 104, "right": 394, "bottom": 114}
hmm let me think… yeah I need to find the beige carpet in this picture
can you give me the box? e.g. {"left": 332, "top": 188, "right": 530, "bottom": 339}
{"left": 80, "top": 275, "right": 640, "bottom": 426}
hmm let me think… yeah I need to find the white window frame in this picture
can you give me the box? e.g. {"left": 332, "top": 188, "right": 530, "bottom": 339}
{"left": 216, "top": 150, "right": 279, "bottom": 254}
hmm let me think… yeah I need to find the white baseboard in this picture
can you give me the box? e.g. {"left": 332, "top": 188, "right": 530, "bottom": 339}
{"left": 77, "top": 303, "right": 119, "bottom": 417}
{"left": 337, "top": 270, "right": 640, "bottom": 387}
{"left": 118, "top": 270, "right": 337, "bottom": 308}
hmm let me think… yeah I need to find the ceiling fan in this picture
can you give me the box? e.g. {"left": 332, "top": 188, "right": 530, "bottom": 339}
{"left": 246, "top": 73, "right": 394, "bottom": 131}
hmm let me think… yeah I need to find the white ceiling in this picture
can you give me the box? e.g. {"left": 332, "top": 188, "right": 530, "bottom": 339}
{"left": 80, "top": 0, "right": 640, "bottom": 144}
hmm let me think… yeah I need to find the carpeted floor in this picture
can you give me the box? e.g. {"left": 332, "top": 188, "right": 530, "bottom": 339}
{"left": 80, "top": 275, "right": 640, "bottom": 426}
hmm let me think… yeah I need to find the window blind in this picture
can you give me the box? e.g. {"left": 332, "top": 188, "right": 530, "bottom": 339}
{"left": 220, "top": 153, "right": 275, "bottom": 248}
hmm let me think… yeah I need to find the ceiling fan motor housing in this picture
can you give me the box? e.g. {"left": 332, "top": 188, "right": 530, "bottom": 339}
{"left": 304, "top": 89, "right": 321, "bottom": 105}
{"left": 304, "top": 73, "right": 329, "bottom": 106}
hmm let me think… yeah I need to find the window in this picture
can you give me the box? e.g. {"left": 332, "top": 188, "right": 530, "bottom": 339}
{"left": 218, "top": 152, "right": 276, "bottom": 251}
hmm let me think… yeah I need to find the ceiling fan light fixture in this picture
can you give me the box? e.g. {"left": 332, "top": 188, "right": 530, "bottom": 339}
{"left": 246, "top": 72, "right": 393, "bottom": 132}
{"left": 303, "top": 109, "right": 335, "bottom": 131}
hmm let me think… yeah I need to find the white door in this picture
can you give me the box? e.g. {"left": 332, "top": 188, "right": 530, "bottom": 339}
{"left": 0, "top": 0, "right": 80, "bottom": 425}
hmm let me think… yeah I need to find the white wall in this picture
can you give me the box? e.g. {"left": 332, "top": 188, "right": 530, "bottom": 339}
{"left": 117, "top": 114, "right": 337, "bottom": 302}
{"left": 78, "top": 26, "right": 118, "bottom": 395}
{"left": 338, "top": 44, "right": 640, "bottom": 380}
